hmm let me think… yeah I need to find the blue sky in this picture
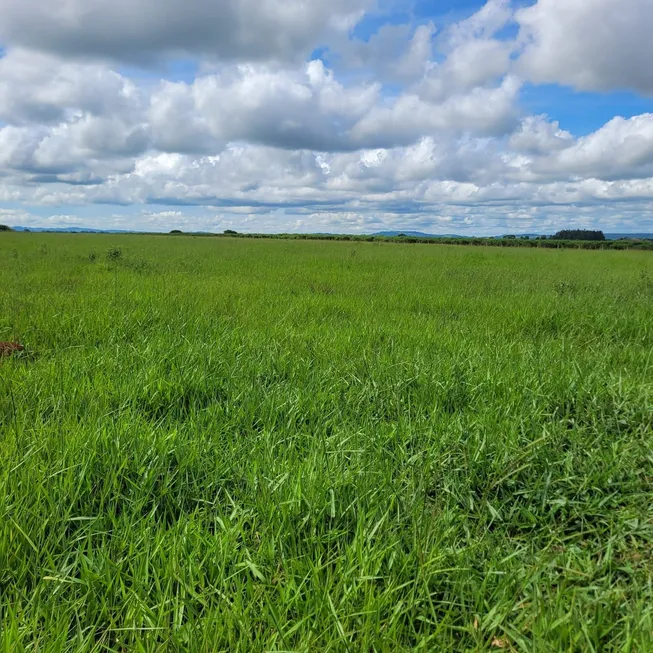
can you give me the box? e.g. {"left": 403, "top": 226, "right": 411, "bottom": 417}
{"left": 521, "top": 84, "right": 653, "bottom": 136}
{"left": 0, "top": 0, "right": 652, "bottom": 235}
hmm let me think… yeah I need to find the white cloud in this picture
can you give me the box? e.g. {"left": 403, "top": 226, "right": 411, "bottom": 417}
{"left": 180, "top": 61, "right": 380, "bottom": 151}
{"left": 148, "top": 59, "right": 518, "bottom": 154}
{"left": 423, "top": 38, "right": 513, "bottom": 100}
{"left": 413, "top": 0, "right": 514, "bottom": 106}
{"left": 0, "top": 0, "right": 371, "bottom": 64}
{"left": 509, "top": 116, "right": 573, "bottom": 155}
{"left": 148, "top": 82, "right": 221, "bottom": 154}
{"left": 447, "top": 0, "right": 513, "bottom": 47}
{"left": 0, "top": 118, "right": 146, "bottom": 177}
{"left": 533, "top": 114, "right": 653, "bottom": 181}
{"left": 3, "top": 108, "right": 653, "bottom": 234}
{"left": 0, "top": 49, "right": 141, "bottom": 125}
{"left": 351, "top": 76, "right": 521, "bottom": 146}
{"left": 337, "top": 22, "right": 436, "bottom": 84}
{"left": 517, "top": 0, "right": 653, "bottom": 94}
{"left": 0, "top": 0, "right": 652, "bottom": 234}
{"left": 146, "top": 61, "right": 381, "bottom": 153}
{"left": 0, "top": 208, "right": 36, "bottom": 226}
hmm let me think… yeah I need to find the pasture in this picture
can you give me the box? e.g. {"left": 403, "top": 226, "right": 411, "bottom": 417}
{"left": 1, "top": 233, "right": 652, "bottom": 651}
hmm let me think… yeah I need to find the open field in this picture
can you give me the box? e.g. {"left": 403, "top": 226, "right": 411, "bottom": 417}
{"left": 1, "top": 233, "right": 652, "bottom": 651}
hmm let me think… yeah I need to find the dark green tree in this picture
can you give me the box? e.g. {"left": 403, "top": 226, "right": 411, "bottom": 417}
{"left": 551, "top": 229, "right": 605, "bottom": 241}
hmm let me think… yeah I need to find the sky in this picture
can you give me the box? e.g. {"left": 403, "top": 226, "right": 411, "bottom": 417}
{"left": 0, "top": 0, "right": 652, "bottom": 235}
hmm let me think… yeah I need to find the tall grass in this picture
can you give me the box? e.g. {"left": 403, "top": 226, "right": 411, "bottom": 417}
{"left": 1, "top": 234, "right": 652, "bottom": 651}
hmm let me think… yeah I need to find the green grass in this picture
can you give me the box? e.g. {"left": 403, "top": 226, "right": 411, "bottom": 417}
{"left": 1, "top": 233, "right": 652, "bottom": 651}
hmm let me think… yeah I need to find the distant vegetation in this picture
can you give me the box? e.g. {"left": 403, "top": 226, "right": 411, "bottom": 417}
{"left": 551, "top": 229, "right": 606, "bottom": 241}
{"left": 5, "top": 225, "right": 653, "bottom": 250}
{"left": 1, "top": 233, "right": 652, "bottom": 649}
{"left": 0, "top": 224, "right": 12, "bottom": 232}
{"left": 215, "top": 230, "right": 653, "bottom": 250}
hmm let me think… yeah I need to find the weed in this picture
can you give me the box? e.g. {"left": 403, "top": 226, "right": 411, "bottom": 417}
{"left": 106, "top": 246, "right": 123, "bottom": 261}
{"left": 554, "top": 280, "right": 577, "bottom": 296}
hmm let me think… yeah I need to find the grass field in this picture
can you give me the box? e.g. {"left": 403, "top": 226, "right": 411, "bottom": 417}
{"left": 1, "top": 233, "right": 652, "bottom": 651}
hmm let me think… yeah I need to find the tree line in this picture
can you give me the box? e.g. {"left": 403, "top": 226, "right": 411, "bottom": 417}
{"left": 215, "top": 230, "right": 652, "bottom": 251}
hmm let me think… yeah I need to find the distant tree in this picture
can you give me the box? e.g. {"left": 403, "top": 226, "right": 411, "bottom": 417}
{"left": 503, "top": 235, "right": 516, "bottom": 239}
{"left": 223, "top": 229, "right": 238, "bottom": 235}
{"left": 169, "top": 229, "right": 183, "bottom": 234}
{"left": 0, "top": 224, "right": 12, "bottom": 232}
{"left": 551, "top": 229, "right": 605, "bottom": 241}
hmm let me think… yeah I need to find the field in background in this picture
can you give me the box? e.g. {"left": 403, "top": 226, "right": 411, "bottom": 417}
{"left": 1, "top": 233, "right": 652, "bottom": 651}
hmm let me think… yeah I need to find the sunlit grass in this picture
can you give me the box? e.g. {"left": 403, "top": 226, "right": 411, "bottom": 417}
{"left": 1, "top": 233, "right": 652, "bottom": 651}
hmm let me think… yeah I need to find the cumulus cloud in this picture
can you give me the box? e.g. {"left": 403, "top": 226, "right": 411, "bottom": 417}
{"left": 0, "top": 117, "right": 146, "bottom": 178}
{"left": 420, "top": 38, "right": 513, "bottom": 101}
{"left": 0, "top": 49, "right": 141, "bottom": 125}
{"left": 0, "top": 0, "right": 652, "bottom": 234}
{"left": 148, "top": 59, "right": 519, "bottom": 153}
{"left": 0, "top": 0, "right": 370, "bottom": 64}
{"left": 149, "top": 61, "right": 380, "bottom": 152}
{"left": 533, "top": 114, "right": 653, "bottom": 181}
{"left": 413, "top": 0, "right": 514, "bottom": 109}
{"left": 147, "top": 82, "right": 220, "bottom": 155}
{"left": 509, "top": 116, "right": 573, "bottom": 155}
{"left": 351, "top": 76, "right": 521, "bottom": 146}
{"left": 337, "top": 22, "right": 436, "bottom": 84}
{"left": 447, "top": 0, "right": 513, "bottom": 47}
{"left": 517, "top": 0, "right": 653, "bottom": 94}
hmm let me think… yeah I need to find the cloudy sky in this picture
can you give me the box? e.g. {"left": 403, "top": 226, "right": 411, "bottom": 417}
{"left": 1, "top": 0, "right": 652, "bottom": 235}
